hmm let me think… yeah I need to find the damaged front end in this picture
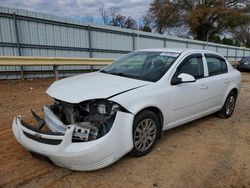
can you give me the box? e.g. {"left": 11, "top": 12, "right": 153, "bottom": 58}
{"left": 26, "top": 99, "right": 128, "bottom": 142}
{"left": 44, "top": 99, "right": 127, "bottom": 141}
{"left": 12, "top": 98, "right": 134, "bottom": 170}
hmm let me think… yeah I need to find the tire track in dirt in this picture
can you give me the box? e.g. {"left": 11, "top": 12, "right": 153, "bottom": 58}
{"left": 1, "top": 166, "right": 52, "bottom": 188}
{"left": 0, "top": 128, "right": 11, "bottom": 134}
{"left": 17, "top": 168, "right": 72, "bottom": 188}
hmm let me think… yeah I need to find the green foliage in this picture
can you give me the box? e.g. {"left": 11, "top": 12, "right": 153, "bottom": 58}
{"left": 210, "top": 35, "right": 222, "bottom": 44}
{"left": 222, "top": 37, "right": 234, "bottom": 46}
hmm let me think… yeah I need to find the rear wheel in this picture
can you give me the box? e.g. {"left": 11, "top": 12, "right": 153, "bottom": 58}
{"left": 218, "top": 91, "right": 237, "bottom": 118}
{"left": 130, "top": 110, "right": 160, "bottom": 157}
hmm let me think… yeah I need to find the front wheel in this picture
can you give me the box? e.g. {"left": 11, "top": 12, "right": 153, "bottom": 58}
{"left": 218, "top": 91, "right": 237, "bottom": 118}
{"left": 130, "top": 110, "right": 160, "bottom": 157}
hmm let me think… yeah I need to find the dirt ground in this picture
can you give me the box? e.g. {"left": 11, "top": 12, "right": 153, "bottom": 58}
{"left": 0, "top": 73, "right": 250, "bottom": 188}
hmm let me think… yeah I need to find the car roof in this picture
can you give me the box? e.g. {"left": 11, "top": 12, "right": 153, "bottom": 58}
{"left": 136, "top": 48, "right": 220, "bottom": 55}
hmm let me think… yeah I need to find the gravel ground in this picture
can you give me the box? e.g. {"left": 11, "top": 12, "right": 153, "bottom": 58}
{"left": 0, "top": 73, "right": 250, "bottom": 188}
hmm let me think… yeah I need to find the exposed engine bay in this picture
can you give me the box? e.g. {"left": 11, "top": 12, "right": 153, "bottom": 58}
{"left": 48, "top": 99, "right": 121, "bottom": 142}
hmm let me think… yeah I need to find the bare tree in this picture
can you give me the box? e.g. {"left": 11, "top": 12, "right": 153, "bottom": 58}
{"left": 99, "top": 6, "right": 109, "bottom": 24}
{"left": 110, "top": 15, "right": 126, "bottom": 27}
{"left": 139, "top": 14, "right": 153, "bottom": 32}
{"left": 98, "top": 5, "right": 138, "bottom": 30}
{"left": 109, "top": 6, "right": 121, "bottom": 21}
{"left": 98, "top": 6, "right": 124, "bottom": 27}
{"left": 229, "top": 24, "right": 250, "bottom": 47}
{"left": 124, "top": 16, "right": 137, "bottom": 29}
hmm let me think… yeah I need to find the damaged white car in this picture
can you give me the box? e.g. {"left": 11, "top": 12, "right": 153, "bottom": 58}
{"left": 12, "top": 49, "right": 241, "bottom": 171}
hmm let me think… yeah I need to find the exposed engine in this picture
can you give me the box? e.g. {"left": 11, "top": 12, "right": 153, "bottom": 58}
{"left": 49, "top": 100, "right": 121, "bottom": 141}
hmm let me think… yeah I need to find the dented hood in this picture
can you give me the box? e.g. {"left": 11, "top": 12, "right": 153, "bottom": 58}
{"left": 46, "top": 72, "right": 150, "bottom": 104}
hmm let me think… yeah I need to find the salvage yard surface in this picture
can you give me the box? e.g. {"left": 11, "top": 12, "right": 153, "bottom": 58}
{"left": 0, "top": 73, "right": 250, "bottom": 188}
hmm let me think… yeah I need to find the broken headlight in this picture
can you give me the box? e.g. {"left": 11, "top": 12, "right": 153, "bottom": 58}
{"left": 49, "top": 100, "right": 124, "bottom": 142}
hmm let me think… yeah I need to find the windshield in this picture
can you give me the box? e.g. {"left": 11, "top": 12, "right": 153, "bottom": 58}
{"left": 100, "top": 51, "right": 179, "bottom": 82}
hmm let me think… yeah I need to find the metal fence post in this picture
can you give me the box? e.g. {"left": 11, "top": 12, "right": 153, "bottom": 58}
{"left": 186, "top": 40, "right": 189, "bottom": 48}
{"left": 235, "top": 49, "right": 237, "bottom": 60}
{"left": 226, "top": 47, "right": 229, "bottom": 59}
{"left": 164, "top": 38, "right": 166, "bottom": 48}
{"left": 88, "top": 25, "right": 93, "bottom": 71}
{"left": 87, "top": 25, "right": 92, "bottom": 58}
{"left": 216, "top": 46, "right": 218, "bottom": 52}
{"left": 53, "top": 65, "right": 59, "bottom": 80}
{"left": 13, "top": 12, "right": 24, "bottom": 80}
{"left": 132, "top": 32, "right": 135, "bottom": 51}
{"left": 243, "top": 49, "right": 245, "bottom": 57}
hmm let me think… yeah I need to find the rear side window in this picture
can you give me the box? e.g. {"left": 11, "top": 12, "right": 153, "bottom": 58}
{"left": 205, "top": 55, "right": 228, "bottom": 76}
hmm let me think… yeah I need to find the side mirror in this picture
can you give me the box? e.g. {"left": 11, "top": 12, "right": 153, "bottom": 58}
{"left": 171, "top": 73, "right": 196, "bottom": 85}
{"left": 178, "top": 73, "right": 196, "bottom": 82}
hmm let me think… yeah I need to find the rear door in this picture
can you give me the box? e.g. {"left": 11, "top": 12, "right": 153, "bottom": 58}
{"left": 202, "top": 54, "right": 230, "bottom": 110}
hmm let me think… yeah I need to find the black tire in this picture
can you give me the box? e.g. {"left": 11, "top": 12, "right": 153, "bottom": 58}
{"left": 217, "top": 91, "right": 237, "bottom": 118}
{"left": 130, "top": 110, "right": 160, "bottom": 157}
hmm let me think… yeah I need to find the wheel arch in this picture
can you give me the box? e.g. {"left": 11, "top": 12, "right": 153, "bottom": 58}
{"left": 221, "top": 86, "right": 239, "bottom": 107}
{"left": 230, "top": 88, "right": 238, "bottom": 97}
{"left": 135, "top": 106, "right": 164, "bottom": 139}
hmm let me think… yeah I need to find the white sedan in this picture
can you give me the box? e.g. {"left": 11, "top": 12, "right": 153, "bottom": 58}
{"left": 12, "top": 49, "right": 241, "bottom": 171}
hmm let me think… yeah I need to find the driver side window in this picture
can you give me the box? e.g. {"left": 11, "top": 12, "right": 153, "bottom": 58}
{"left": 176, "top": 55, "right": 204, "bottom": 79}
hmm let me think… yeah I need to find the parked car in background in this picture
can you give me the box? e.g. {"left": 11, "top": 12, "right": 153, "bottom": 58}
{"left": 12, "top": 49, "right": 241, "bottom": 171}
{"left": 237, "top": 56, "right": 250, "bottom": 71}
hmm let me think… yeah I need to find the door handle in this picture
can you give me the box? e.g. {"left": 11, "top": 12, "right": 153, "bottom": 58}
{"left": 224, "top": 79, "right": 230, "bottom": 83}
{"left": 200, "top": 84, "right": 208, "bottom": 90}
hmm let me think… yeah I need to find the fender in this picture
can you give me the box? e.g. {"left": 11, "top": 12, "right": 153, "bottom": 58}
{"left": 220, "top": 72, "right": 241, "bottom": 107}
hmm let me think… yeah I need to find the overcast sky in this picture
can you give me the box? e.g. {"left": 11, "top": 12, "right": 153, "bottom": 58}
{"left": 1, "top": 0, "right": 151, "bottom": 22}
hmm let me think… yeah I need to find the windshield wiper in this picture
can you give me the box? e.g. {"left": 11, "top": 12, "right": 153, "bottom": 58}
{"left": 100, "top": 70, "right": 129, "bottom": 77}
{"left": 100, "top": 70, "right": 122, "bottom": 76}
{"left": 100, "top": 70, "right": 147, "bottom": 81}
{"left": 100, "top": 70, "right": 107, "bottom": 73}
{"left": 107, "top": 72, "right": 131, "bottom": 78}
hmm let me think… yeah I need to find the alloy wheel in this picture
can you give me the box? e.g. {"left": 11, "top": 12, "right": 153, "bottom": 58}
{"left": 134, "top": 119, "right": 157, "bottom": 152}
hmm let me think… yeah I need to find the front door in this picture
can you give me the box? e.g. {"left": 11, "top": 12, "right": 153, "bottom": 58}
{"left": 166, "top": 53, "right": 208, "bottom": 128}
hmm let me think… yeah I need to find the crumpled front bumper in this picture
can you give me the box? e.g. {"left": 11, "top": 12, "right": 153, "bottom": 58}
{"left": 12, "top": 111, "right": 134, "bottom": 171}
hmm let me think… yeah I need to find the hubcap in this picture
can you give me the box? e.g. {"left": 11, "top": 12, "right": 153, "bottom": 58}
{"left": 225, "top": 96, "right": 235, "bottom": 115}
{"left": 134, "top": 119, "right": 156, "bottom": 152}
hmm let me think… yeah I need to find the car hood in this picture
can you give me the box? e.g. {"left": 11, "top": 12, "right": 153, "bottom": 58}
{"left": 46, "top": 72, "right": 151, "bottom": 103}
